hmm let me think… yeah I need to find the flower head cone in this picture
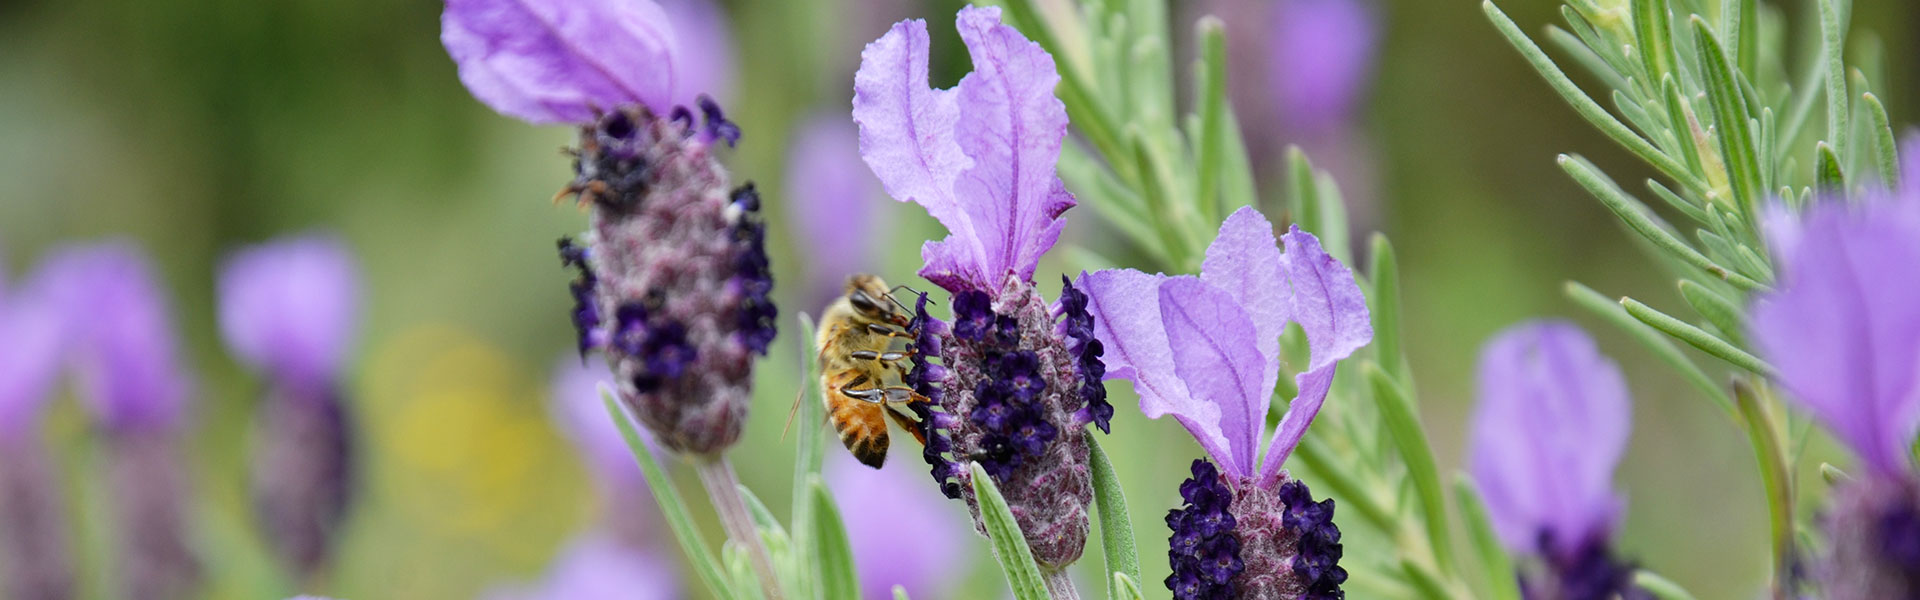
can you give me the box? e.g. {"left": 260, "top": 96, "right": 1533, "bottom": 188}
{"left": 1469, "top": 322, "right": 1645, "bottom": 600}
{"left": 1081, "top": 207, "right": 1372, "bottom": 599}
{"left": 444, "top": 0, "right": 772, "bottom": 457}
{"left": 1751, "top": 134, "right": 1920, "bottom": 600}
{"left": 218, "top": 234, "right": 363, "bottom": 580}
{"left": 853, "top": 5, "right": 1112, "bottom": 568}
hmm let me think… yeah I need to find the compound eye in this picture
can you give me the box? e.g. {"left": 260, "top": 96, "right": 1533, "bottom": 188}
{"left": 848, "top": 290, "right": 881, "bottom": 315}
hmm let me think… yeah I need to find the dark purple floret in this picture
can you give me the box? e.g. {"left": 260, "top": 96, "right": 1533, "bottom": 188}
{"left": 1056, "top": 275, "right": 1112, "bottom": 433}
{"left": 951, "top": 290, "right": 995, "bottom": 342}
{"left": 558, "top": 237, "right": 601, "bottom": 358}
{"left": 1880, "top": 504, "right": 1920, "bottom": 580}
{"left": 250, "top": 385, "right": 355, "bottom": 581}
{"left": 1167, "top": 459, "right": 1241, "bottom": 600}
{"left": 728, "top": 183, "right": 776, "bottom": 355}
{"left": 699, "top": 95, "right": 742, "bottom": 147}
{"left": 904, "top": 293, "right": 964, "bottom": 499}
{"left": 632, "top": 320, "right": 695, "bottom": 394}
{"left": 1279, "top": 479, "right": 1346, "bottom": 599}
{"left": 1817, "top": 477, "right": 1920, "bottom": 599}
{"left": 1520, "top": 533, "right": 1646, "bottom": 600}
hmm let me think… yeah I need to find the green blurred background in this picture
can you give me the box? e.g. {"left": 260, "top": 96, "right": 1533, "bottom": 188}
{"left": 1, "top": 0, "right": 1914, "bottom": 597}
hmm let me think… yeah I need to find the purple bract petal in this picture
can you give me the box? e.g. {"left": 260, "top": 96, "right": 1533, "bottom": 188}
{"left": 1261, "top": 226, "right": 1372, "bottom": 483}
{"left": 853, "top": 6, "right": 1073, "bottom": 295}
{"left": 787, "top": 113, "right": 888, "bottom": 306}
{"left": 658, "top": 0, "right": 735, "bottom": 109}
{"left": 549, "top": 355, "right": 647, "bottom": 491}
{"left": 442, "top": 0, "right": 678, "bottom": 124}
{"left": 1752, "top": 198, "right": 1920, "bottom": 478}
{"left": 1160, "top": 276, "right": 1267, "bottom": 478}
{"left": 825, "top": 454, "right": 968, "bottom": 599}
{"left": 0, "top": 286, "right": 66, "bottom": 438}
{"left": 1469, "top": 322, "right": 1630, "bottom": 558}
{"left": 1200, "top": 206, "right": 1290, "bottom": 405}
{"left": 36, "top": 243, "right": 192, "bottom": 433}
{"left": 1269, "top": 0, "right": 1379, "bottom": 134}
{"left": 218, "top": 234, "right": 361, "bottom": 391}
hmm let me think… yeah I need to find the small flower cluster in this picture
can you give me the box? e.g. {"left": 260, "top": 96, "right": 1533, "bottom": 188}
{"left": 727, "top": 184, "right": 776, "bottom": 355}
{"left": 1276, "top": 479, "right": 1346, "bottom": 598}
{"left": 1165, "top": 459, "right": 1242, "bottom": 600}
{"left": 1054, "top": 275, "right": 1111, "bottom": 434}
{"left": 951, "top": 289, "right": 1057, "bottom": 481}
{"left": 1523, "top": 535, "right": 1644, "bottom": 600}
{"left": 558, "top": 238, "right": 601, "bottom": 357}
{"left": 903, "top": 293, "right": 961, "bottom": 499}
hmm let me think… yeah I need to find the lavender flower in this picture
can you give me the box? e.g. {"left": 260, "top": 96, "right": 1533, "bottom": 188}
{"left": 826, "top": 454, "right": 969, "bottom": 599}
{"left": 1079, "top": 207, "right": 1371, "bottom": 599}
{"left": 480, "top": 534, "right": 681, "bottom": 600}
{"left": 0, "top": 269, "right": 76, "bottom": 600}
{"left": 853, "top": 5, "right": 1112, "bottom": 569}
{"left": 658, "top": 0, "right": 736, "bottom": 109}
{"left": 218, "top": 234, "right": 362, "bottom": 581}
{"left": 787, "top": 113, "right": 888, "bottom": 307}
{"left": 1469, "top": 322, "right": 1644, "bottom": 600}
{"left": 1268, "top": 0, "right": 1379, "bottom": 137}
{"left": 443, "top": 0, "right": 774, "bottom": 456}
{"left": 1751, "top": 138, "right": 1920, "bottom": 599}
{"left": 38, "top": 243, "right": 201, "bottom": 600}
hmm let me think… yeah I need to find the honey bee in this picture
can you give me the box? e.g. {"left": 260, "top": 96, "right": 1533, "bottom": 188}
{"left": 805, "top": 274, "right": 930, "bottom": 468}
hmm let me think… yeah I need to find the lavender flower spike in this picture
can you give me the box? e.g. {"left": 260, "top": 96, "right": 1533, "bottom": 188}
{"left": 1079, "top": 207, "right": 1371, "bottom": 599}
{"left": 442, "top": 0, "right": 678, "bottom": 123}
{"left": 39, "top": 243, "right": 201, "bottom": 600}
{"left": 855, "top": 5, "right": 1112, "bottom": 572}
{"left": 218, "top": 234, "right": 362, "bottom": 581}
{"left": 0, "top": 271, "right": 77, "bottom": 600}
{"left": 1752, "top": 136, "right": 1920, "bottom": 599}
{"left": 1469, "top": 322, "right": 1644, "bottom": 600}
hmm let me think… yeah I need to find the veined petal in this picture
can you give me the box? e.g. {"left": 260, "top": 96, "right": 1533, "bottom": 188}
{"left": 1078, "top": 269, "right": 1241, "bottom": 468}
{"left": 1160, "top": 276, "right": 1265, "bottom": 478}
{"left": 948, "top": 5, "right": 1075, "bottom": 288}
{"left": 1753, "top": 202, "right": 1920, "bottom": 478}
{"left": 1468, "top": 322, "right": 1630, "bottom": 558}
{"left": 442, "top": 0, "right": 678, "bottom": 124}
{"left": 218, "top": 234, "right": 361, "bottom": 389}
{"left": 1261, "top": 226, "right": 1372, "bottom": 482}
{"left": 1200, "top": 206, "right": 1289, "bottom": 402}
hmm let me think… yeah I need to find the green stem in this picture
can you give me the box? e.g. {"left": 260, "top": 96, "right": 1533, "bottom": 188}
{"left": 696, "top": 455, "right": 786, "bottom": 600}
{"left": 1043, "top": 568, "right": 1083, "bottom": 600}
{"left": 1733, "top": 380, "right": 1794, "bottom": 595}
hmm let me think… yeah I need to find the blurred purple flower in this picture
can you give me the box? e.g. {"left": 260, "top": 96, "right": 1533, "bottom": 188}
{"left": 219, "top": 234, "right": 363, "bottom": 581}
{"left": 658, "top": 0, "right": 736, "bottom": 109}
{"left": 441, "top": 0, "right": 678, "bottom": 124}
{"left": 854, "top": 6, "right": 1110, "bottom": 568}
{"left": 825, "top": 453, "right": 968, "bottom": 599}
{"left": 1469, "top": 322, "right": 1644, "bottom": 599}
{"left": 787, "top": 113, "right": 888, "bottom": 308}
{"left": 36, "top": 243, "right": 192, "bottom": 433}
{"left": 481, "top": 534, "right": 679, "bottom": 600}
{"left": 549, "top": 355, "right": 645, "bottom": 490}
{"left": 1269, "top": 0, "right": 1379, "bottom": 136}
{"left": 219, "top": 234, "right": 360, "bottom": 392}
{"left": 1080, "top": 207, "right": 1368, "bottom": 598}
{"left": 0, "top": 268, "right": 76, "bottom": 600}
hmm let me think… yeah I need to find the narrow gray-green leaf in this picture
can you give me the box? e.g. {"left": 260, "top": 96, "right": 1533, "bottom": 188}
{"left": 1821, "top": 462, "right": 1851, "bottom": 485}
{"left": 809, "top": 478, "right": 859, "bottom": 600}
{"left": 1621, "top": 296, "right": 1773, "bottom": 375}
{"left": 1112, "top": 572, "right": 1144, "bottom": 600}
{"left": 790, "top": 314, "right": 825, "bottom": 597}
{"left": 1676, "top": 280, "right": 1747, "bottom": 347}
{"left": 969, "top": 463, "right": 1051, "bottom": 600}
{"left": 892, "top": 586, "right": 911, "bottom": 600}
{"left": 1634, "top": 570, "right": 1701, "bottom": 600}
{"left": 1369, "top": 234, "right": 1407, "bottom": 383}
{"left": 1559, "top": 155, "right": 1763, "bottom": 290}
{"left": 1193, "top": 17, "right": 1228, "bottom": 224}
{"left": 1483, "top": 1, "right": 1699, "bottom": 191}
{"left": 1455, "top": 476, "right": 1523, "bottom": 600}
{"left": 1633, "top": 0, "right": 1674, "bottom": 85}
{"left": 1088, "top": 437, "right": 1140, "bottom": 600}
{"left": 1662, "top": 77, "right": 1707, "bottom": 176}
{"left": 607, "top": 393, "right": 738, "bottom": 600}
{"left": 1815, "top": 141, "right": 1845, "bottom": 190}
{"left": 1819, "top": 0, "right": 1849, "bottom": 161}
{"left": 1692, "top": 17, "right": 1763, "bottom": 216}
{"left": 1293, "top": 434, "right": 1394, "bottom": 532}
{"left": 1862, "top": 92, "right": 1898, "bottom": 189}
{"left": 1366, "top": 362, "right": 1453, "bottom": 571}
{"left": 1566, "top": 282, "right": 1734, "bottom": 416}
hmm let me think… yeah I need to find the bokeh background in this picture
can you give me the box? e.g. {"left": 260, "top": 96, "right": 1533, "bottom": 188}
{"left": 2, "top": 0, "right": 1915, "bottom": 597}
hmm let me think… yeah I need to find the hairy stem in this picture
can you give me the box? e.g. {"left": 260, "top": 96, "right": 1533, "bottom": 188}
{"left": 1043, "top": 568, "right": 1081, "bottom": 600}
{"left": 695, "top": 454, "right": 785, "bottom": 600}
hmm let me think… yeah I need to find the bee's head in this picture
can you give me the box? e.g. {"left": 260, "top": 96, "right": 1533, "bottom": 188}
{"left": 844, "top": 274, "right": 892, "bottom": 317}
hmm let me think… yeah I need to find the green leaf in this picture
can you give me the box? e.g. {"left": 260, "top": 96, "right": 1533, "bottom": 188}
{"left": 1821, "top": 462, "right": 1851, "bottom": 485}
{"left": 1731, "top": 0, "right": 1758, "bottom": 76}
{"left": 1819, "top": 0, "right": 1849, "bottom": 161}
{"left": 1676, "top": 280, "right": 1747, "bottom": 347}
{"left": 1368, "top": 234, "right": 1407, "bottom": 383}
{"left": 969, "top": 463, "right": 1051, "bottom": 600}
{"left": 1692, "top": 17, "right": 1763, "bottom": 217}
{"left": 1455, "top": 477, "right": 1523, "bottom": 600}
{"left": 606, "top": 393, "right": 738, "bottom": 600}
{"left": 1558, "top": 154, "right": 1763, "bottom": 291}
{"left": 1293, "top": 434, "right": 1395, "bottom": 532}
{"left": 1661, "top": 77, "right": 1707, "bottom": 177}
{"left": 1634, "top": 570, "right": 1701, "bottom": 600}
{"left": 1621, "top": 296, "right": 1773, "bottom": 375}
{"left": 725, "top": 544, "right": 765, "bottom": 600}
{"left": 1482, "top": 1, "right": 1699, "bottom": 192}
{"left": 1398, "top": 559, "right": 1453, "bottom": 600}
{"left": 809, "top": 478, "right": 860, "bottom": 600}
{"left": 1365, "top": 362, "right": 1453, "bottom": 571}
{"left": 1111, "top": 572, "right": 1144, "bottom": 600}
{"left": 1192, "top": 17, "right": 1229, "bottom": 224}
{"left": 1815, "top": 141, "right": 1845, "bottom": 190}
{"left": 1646, "top": 177, "right": 1708, "bottom": 224}
{"left": 892, "top": 586, "right": 911, "bottom": 600}
{"left": 1632, "top": 0, "right": 1675, "bottom": 85}
{"left": 1087, "top": 437, "right": 1140, "bottom": 600}
{"left": 790, "top": 313, "right": 826, "bottom": 597}
{"left": 1734, "top": 380, "right": 1796, "bottom": 591}
{"left": 1862, "top": 92, "right": 1898, "bottom": 189}
{"left": 1565, "top": 281, "right": 1735, "bottom": 417}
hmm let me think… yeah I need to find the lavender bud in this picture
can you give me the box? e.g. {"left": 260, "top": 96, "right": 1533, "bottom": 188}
{"left": 1815, "top": 476, "right": 1920, "bottom": 600}
{"left": 1167, "top": 459, "right": 1346, "bottom": 600}
{"left": 558, "top": 100, "right": 774, "bottom": 456}
{"left": 0, "top": 437, "right": 75, "bottom": 600}
{"left": 107, "top": 431, "right": 201, "bottom": 600}
{"left": 915, "top": 277, "right": 1094, "bottom": 569}
{"left": 249, "top": 385, "right": 355, "bottom": 581}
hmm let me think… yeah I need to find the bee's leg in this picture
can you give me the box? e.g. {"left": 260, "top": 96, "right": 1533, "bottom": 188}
{"left": 883, "top": 404, "right": 928, "bottom": 446}
{"left": 837, "top": 373, "right": 889, "bottom": 404}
